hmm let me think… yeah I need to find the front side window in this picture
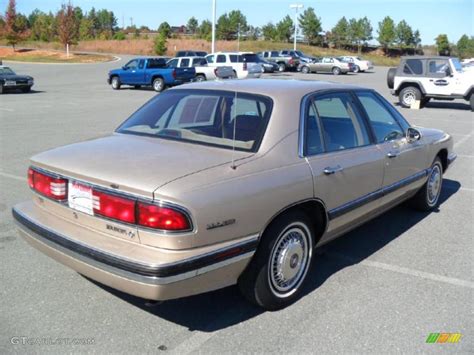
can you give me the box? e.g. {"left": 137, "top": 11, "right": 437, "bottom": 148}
{"left": 313, "top": 93, "right": 370, "bottom": 152}
{"left": 356, "top": 91, "right": 404, "bottom": 143}
{"left": 125, "top": 60, "right": 138, "bottom": 69}
{"left": 117, "top": 90, "right": 273, "bottom": 152}
{"left": 427, "top": 59, "right": 450, "bottom": 76}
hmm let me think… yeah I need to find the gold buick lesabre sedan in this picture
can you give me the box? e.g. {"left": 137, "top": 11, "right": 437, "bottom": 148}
{"left": 13, "top": 80, "right": 456, "bottom": 310}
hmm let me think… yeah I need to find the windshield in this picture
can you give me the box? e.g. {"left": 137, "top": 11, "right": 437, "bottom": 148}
{"left": 451, "top": 58, "right": 463, "bottom": 73}
{"left": 295, "top": 51, "right": 304, "bottom": 57}
{"left": 117, "top": 90, "right": 273, "bottom": 152}
{"left": 0, "top": 67, "right": 15, "bottom": 75}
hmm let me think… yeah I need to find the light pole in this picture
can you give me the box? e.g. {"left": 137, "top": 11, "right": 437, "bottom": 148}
{"left": 211, "top": 0, "right": 216, "bottom": 53}
{"left": 289, "top": 4, "right": 303, "bottom": 51}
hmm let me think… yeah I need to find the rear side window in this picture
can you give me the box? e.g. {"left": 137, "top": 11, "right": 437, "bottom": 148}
{"left": 356, "top": 91, "right": 404, "bottom": 143}
{"left": 216, "top": 55, "right": 226, "bottom": 63}
{"left": 147, "top": 59, "right": 167, "bottom": 68}
{"left": 313, "top": 93, "right": 370, "bottom": 152}
{"left": 192, "top": 58, "right": 206, "bottom": 66}
{"left": 403, "top": 59, "right": 423, "bottom": 75}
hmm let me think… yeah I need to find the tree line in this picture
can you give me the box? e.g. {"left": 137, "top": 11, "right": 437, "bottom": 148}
{"left": 1, "top": 0, "right": 474, "bottom": 58}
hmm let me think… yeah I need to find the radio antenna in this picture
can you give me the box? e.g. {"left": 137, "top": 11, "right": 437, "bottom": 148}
{"left": 230, "top": 91, "right": 238, "bottom": 170}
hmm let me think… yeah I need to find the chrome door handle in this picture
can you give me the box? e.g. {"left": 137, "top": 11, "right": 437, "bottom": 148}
{"left": 387, "top": 151, "right": 400, "bottom": 158}
{"left": 323, "top": 165, "right": 343, "bottom": 175}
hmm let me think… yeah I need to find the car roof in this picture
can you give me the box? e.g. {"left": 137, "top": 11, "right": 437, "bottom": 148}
{"left": 172, "top": 79, "right": 367, "bottom": 98}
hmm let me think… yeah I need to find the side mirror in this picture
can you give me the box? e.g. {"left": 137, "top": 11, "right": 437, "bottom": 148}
{"left": 122, "top": 66, "right": 127, "bottom": 70}
{"left": 407, "top": 127, "right": 421, "bottom": 143}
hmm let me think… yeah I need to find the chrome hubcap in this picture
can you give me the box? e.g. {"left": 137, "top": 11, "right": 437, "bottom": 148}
{"left": 269, "top": 224, "right": 311, "bottom": 297}
{"left": 403, "top": 91, "right": 416, "bottom": 105}
{"left": 154, "top": 80, "right": 163, "bottom": 90}
{"left": 427, "top": 165, "right": 442, "bottom": 204}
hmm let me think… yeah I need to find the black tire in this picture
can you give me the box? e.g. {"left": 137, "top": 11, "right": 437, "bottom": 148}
{"left": 21, "top": 86, "right": 31, "bottom": 93}
{"left": 0, "top": 85, "right": 4, "bottom": 94}
{"left": 238, "top": 210, "right": 314, "bottom": 311}
{"left": 195, "top": 74, "right": 206, "bottom": 82}
{"left": 353, "top": 65, "right": 360, "bottom": 73}
{"left": 232, "top": 70, "right": 237, "bottom": 79}
{"left": 470, "top": 95, "right": 474, "bottom": 112}
{"left": 278, "top": 63, "right": 286, "bottom": 72}
{"left": 134, "top": 85, "right": 141, "bottom": 89}
{"left": 411, "top": 157, "right": 443, "bottom": 211}
{"left": 387, "top": 68, "right": 396, "bottom": 89}
{"left": 152, "top": 77, "right": 165, "bottom": 92}
{"left": 111, "top": 76, "right": 121, "bottom": 90}
{"left": 301, "top": 66, "right": 310, "bottom": 74}
{"left": 332, "top": 67, "right": 341, "bottom": 75}
{"left": 421, "top": 97, "right": 431, "bottom": 107}
{"left": 399, "top": 86, "right": 422, "bottom": 108}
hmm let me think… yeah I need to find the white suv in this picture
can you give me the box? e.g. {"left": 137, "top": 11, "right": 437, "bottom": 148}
{"left": 388, "top": 56, "right": 474, "bottom": 111}
{"left": 205, "top": 52, "right": 262, "bottom": 79}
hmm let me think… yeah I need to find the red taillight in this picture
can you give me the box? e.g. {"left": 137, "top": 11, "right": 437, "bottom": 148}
{"left": 289, "top": 58, "right": 294, "bottom": 65}
{"left": 138, "top": 202, "right": 190, "bottom": 231}
{"left": 92, "top": 190, "right": 136, "bottom": 224}
{"left": 29, "top": 168, "right": 67, "bottom": 200}
{"left": 172, "top": 69, "right": 177, "bottom": 79}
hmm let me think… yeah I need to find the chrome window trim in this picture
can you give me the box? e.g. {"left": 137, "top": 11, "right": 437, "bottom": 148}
{"left": 28, "top": 166, "right": 196, "bottom": 235}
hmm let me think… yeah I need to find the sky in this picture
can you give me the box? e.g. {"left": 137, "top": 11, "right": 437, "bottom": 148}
{"left": 4, "top": 0, "right": 474, "bottom": 45}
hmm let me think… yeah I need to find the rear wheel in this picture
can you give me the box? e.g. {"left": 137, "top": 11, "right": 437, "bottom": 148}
{"left": 195, "top": 74, "right": 206, "bottom": 82}
{"left": 134, "top": 85, "right": 141, "bottom": 89}
{"left": 399, "top": 86, "right": 422, "bottom": 108}
{"left": 111, "top": 76, "right": 121, "bottom": 90}
{"left": 152, "top": 77, "right": 165, "bottom": 92}
{"left": 238, "top": 210, "right": 314, "bottom": 311}
{"left": 278, "top": 63, "right": 286, "bottom": 72}
{"left": 411, "top": 157, "right": 443, "bottom": 211}
{"left": 332, "top": 67, "right": 341, "bottom": 75}
{"left": 301, "top": 66, "right": 310, "bottom": 74}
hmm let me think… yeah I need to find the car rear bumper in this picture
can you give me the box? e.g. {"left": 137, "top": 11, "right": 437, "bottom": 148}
{"left": 13, "top": 201, "right": 258, "bottom": 301}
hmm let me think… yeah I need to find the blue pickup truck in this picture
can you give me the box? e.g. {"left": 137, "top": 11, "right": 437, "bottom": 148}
{"left": 107, "top": 57, "right": 195, "bottom": 92}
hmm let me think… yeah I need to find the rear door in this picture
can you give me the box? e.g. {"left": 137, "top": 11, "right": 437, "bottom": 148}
{"left": 354, "top": 91, "right": 427, "bottom": 206}
{"left": 303, "top": 91, "right": 385, "bottom": 236}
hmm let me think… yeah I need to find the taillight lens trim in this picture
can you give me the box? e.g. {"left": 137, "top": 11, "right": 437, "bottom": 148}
{"left": 137, "top": 201, "right": 192, "bottom": 231}
{"left": 28, "top": 166, "right": 68, "bottom": 201}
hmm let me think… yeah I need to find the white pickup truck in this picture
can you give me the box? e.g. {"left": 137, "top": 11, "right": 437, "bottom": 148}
{"left": 167, "top": 56, "right": 234, "bottom": 81}
{"left": 388, "top": 56, "right": 474, "bottom": 111}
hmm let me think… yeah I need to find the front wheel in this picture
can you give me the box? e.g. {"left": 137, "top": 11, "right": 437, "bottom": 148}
{"left": 111, "top": 76, "right": 121, "bottom": 90}
{"left": 238, "top": 210, "right": 314, "bottom": 311}
{"left": 152, "top": 77, "right": 165, "bottom": 92}
{"left": 195, "top": 74, "right": 206, "bottom": 82}
{"left": 399, "top": 86, "right": 422, "bottom": 108}
{"left": 278, "top": 63, "right": 286, "bottom": 72}
{"left": 411, "top": 157, "right": 443, "bottom": 211}
{"left": 301, "top": 66, "right": 310, "bottom": 74}
{"left": 332, "top": 67, "right": 341, "bottom": 75}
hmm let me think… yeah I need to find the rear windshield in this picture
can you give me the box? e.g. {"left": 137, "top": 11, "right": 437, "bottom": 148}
{"left": 117, "top": 90, "right": 273, "bottom": 152}
{"left": 0, "top": 67, "right": 15, "bottom": 75}
{"left": 147, "top": 59, "right": 167, "bottom": 68}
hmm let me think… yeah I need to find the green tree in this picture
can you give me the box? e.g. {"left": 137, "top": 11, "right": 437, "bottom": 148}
{"left": 31, "top": 12, "right": 56, "bottom": 41}
{"left": 216, "top": 13, "right": 231, "bottom": 40}
{"left": 435, "top": 34, "right": 450, "bottom": 55}
{"left": 228, "top": 10, "right": 248, "bottom": 34}
{"left": 331, "top": 17, "right": 349, "bottom": 48}
{"left": 377, "top": 16, "right": 396, "bottom": 52}
{"left": 358, "top": 17, "right": 372, "bottom": 46}
{"left": 261, "top": 22, "right": 276, "bottom": 41}
{"left": 79, "top": 17, "right": 94, "bottom": 40}
{"left": 395, "top": 20, "right": 413, "bottom": 49}
{"left": 3, "top": 0, "right": 29, "bottom": 50}
{"left": 246, "top": 25, "right": 260, "bottom": 41}
{"left": 154, "top": 32, "right": 167, "bottom": 55}
{"left": 413, "top": 29, "right": 422, "bottom": 48}
{"left": 275, "top": 15, "right": 293, "bottom": 42}
{"left": 298, "top": 7, "right": 322, "bottom": 45}
{"left": 187, "top": 16, "right": 198, "bottom": 34}
{"left": 457, "top": 34, "right": 474, "bottom": 58}
{"left": 198, "top": 19, "right": 212, "bottom": 40}
{"left": 158, "top": 21, "right": 171, "bottom": 38}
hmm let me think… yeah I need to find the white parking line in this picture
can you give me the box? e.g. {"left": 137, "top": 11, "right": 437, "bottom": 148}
{"left": 0, "top": 171, "right": 26, "bottom": 182}
{"left": 454, "top": 131, "right": 473, "bottom": 148}
{"left": 169, "top": 330, "right": 218, "bottom": 355}
{"left": 328, "top": 252, "right": 474, "bottom": 289}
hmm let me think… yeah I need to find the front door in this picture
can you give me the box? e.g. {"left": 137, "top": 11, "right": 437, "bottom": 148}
{"left": 422, "top": 58, "right": 456, "bottom": 96}
{"left": 354, "top": 91, "right": 427, "bottom": 206}
{"left": 302, "top": 91, "right": 385, "bottom": 238}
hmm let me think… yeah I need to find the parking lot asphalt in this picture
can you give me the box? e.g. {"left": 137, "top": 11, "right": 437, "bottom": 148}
{"left": 0, "top": 56, "right": 472, "bottom": 354}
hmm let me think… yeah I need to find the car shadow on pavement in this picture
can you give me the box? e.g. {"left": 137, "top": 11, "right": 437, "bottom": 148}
{"left": 394, "top": 101, "right": 471, "bottom": 111}
{"left": 91, "top": 179, "right": 460, "bottom": 332}
{"left": 1, "top": 89, "right": 44, "bottom": 95}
